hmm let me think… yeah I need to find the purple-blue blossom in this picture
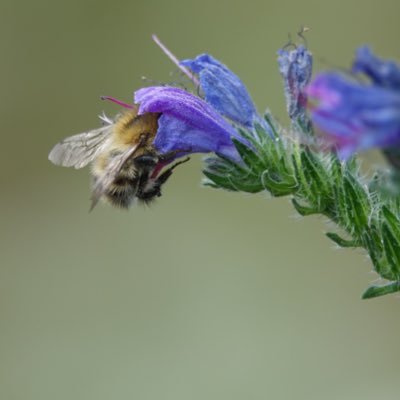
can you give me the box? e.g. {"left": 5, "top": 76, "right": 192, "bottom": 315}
{"left": 306, "top": 47, "right": 400, "bottom": 159}
{"left": 277, "top": 45, "right": 313, "bottom": 124}
{"left": 181, "top": 54, "right": 265, "bottom": 130}
{"left": 352, "top": 46, "right": 400, "bottom": 90}
{"left": 134, "top": 86, "right": 246, "bottom": 163}
{"left": 132, "top": 36, "right": 269, "bottom": 163}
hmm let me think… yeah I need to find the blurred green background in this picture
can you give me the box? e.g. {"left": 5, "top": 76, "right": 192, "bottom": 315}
{"left": 1, "top": 0, "right": 400, "bottom": 399}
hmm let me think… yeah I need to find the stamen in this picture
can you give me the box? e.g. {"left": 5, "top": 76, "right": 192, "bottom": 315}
{"left": 101, "top": 96, "right": 133, "bottom": 109}
{"left": 152, "top": 34, "right": 200, "bottom": 86}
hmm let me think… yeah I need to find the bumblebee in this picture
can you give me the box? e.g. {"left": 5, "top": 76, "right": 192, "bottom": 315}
{"left": 48, "top": 106, "right": 189, "bottom": 209}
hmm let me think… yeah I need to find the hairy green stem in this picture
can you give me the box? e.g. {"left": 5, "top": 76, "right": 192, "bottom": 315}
{"left": 204, "top": 113, "right": 400, "bottom": 299}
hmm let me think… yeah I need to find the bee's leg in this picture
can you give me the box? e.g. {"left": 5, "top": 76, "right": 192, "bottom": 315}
{"left": 150, "top": 150, "right": 191, "bottom": 180}
{"left": 154, "top": 157, "right": 191, "bottom": 188}
{"left": 136, "top": 157, "right": 191, "bottom": 202}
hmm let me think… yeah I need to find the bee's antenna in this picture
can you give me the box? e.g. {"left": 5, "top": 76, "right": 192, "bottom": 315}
{"left": 141, "top": 76, "right": 165, "bottom": 86}
{"left": 168, "top": 69, "right": 190, "bottom": 91}
{"left": 142, "top": 73, "right": 191, "bottom": 92}
{"left": 101, "top": 96, "right": 133, "bottom": 109}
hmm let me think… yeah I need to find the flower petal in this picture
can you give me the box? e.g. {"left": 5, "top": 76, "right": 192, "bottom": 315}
{"left": 352, "top": 46, "right": 400, "bottom": 90}
{"left": 307, "top": 73, "right": 400, "bottom": 158}
{"left": 134, "top": 86, "right": 244, "bottom": 161}
{"left": 180, "top": 54, "right": 260, "bottom": 128}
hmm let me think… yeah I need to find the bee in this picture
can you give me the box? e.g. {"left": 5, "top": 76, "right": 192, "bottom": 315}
{"left": 48, "top": 106, "right": 189, "bottom": 210}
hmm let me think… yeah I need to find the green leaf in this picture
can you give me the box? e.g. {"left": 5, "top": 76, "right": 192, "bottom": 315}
{"left": 202, "top": 171, "right": 238, "bottom": 191}
{"left": 341, "top": 175, "right": 370, "bottom": 235}
{"left": 381, "top": 223, "right": 400, "bottom": 278}
{"left": 263, "top": 112, "right": 280, "bottom": 139}
{"left": 292, "top": 152, "right": 313, "bottom": 201}
{"left": 302, "top": 150, "right": 329, "bottom": 192}
{"left": 262, "top": 171, "right": 296, "bottom": 197}
{"left": 209, "top": 154, "right": 248, "bottom": 174}
{"left": 232, "top": 138, "right": 265, "bottom": 170}
{"left": 362, "top": 281, "right": 400, "bottom": 299}
{"left": 203, "top": 181, "right": 220, "bottom": 189}
{"left": 329, "top": 155, "right": 344, "bottom": 185}
{"left": 293, "top": 115, "right": 313, "bottom": 136}
{"left": 361, "top": 230, "right": 396, "bottom": 281}
{"left": 326, "top": 232, "right": 361, "bottom": 248}
{"left": 227, "top": 176, "right": 264, "bottom": 193}
{"left": 292, "top": 198, "right": 319, "bottom": 216}
{"left": 382, "top": 206, "right": 400, "bottom": 242}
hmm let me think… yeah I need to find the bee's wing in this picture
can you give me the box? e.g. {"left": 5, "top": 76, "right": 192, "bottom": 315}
{"left": 48, "top": 125, "right": 113, "bottom": 169}
{"left": 90, "top": 143, "right": 143, "bottom": 211}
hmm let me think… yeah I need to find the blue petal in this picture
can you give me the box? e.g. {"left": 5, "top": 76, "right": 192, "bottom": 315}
{"left": 277, "top": 45, "right": 313, "bottom": 123}
{"left": 307, "top": 72, "right": 400, "bottom": 158}
{"left": 353, "top": 46, "right": 400, "bottom": 90}
{"left": 180, "top": 54, "right": 260, "bottom": 129}
{"left": 134, "top": 86, "right": 244, "bottom": 162}
{"left": 155, "top": 114, "right": 241, "bottom": 162}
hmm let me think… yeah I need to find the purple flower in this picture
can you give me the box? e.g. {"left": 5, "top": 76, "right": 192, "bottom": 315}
{"left": 352, "top": 46, "right": 400, "bottom": 89}
{"left": 277, "top": 45, "right": 313, "bottom": 125}
{"left": 134, "top": 86, "right": 246, "bottom": 162}
{"left": 152, "top": 35, "right": 263, "bottom": 130}
{"left": 307, "top": 47, "right": 400, "bottom": 159}
{"left": 181, "top": 54, "right": 265, "bottom": 130}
